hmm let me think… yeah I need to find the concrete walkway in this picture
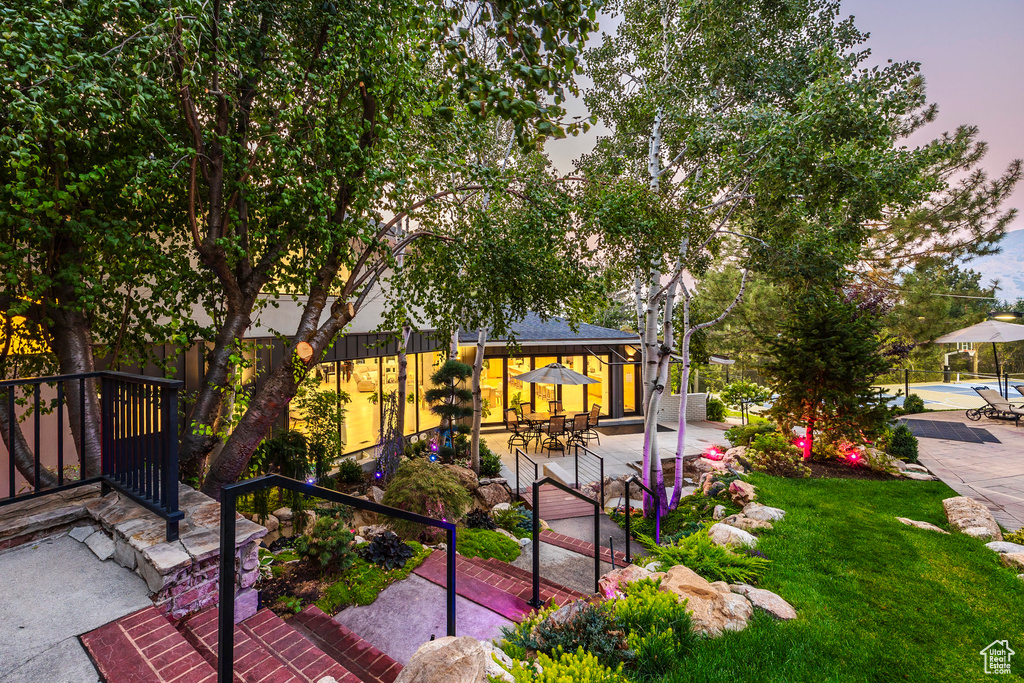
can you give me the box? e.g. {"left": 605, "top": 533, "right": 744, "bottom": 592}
{"left": 0, "top": 533, "right": 151, "bottom": 682}
{"left": 914, "top": 411, "right": 1024, "bottom": 532}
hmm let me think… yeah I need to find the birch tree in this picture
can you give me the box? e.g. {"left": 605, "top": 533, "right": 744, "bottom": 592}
{"left": 581, "top": 0, "right": 940, "bottom": 513}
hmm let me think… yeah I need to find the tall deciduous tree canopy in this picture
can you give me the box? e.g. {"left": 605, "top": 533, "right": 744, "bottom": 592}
{"left": 160, "top": 0, "right": 602, "bottom": 497}
{"left": 0, "top": 0, "right": 193, "bottom": 482}
{"left": 579, "top": 0, "right": 943, "bottom": 513}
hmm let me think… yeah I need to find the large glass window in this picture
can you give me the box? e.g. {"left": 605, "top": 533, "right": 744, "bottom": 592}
{"left": 586, "top": 355, "right": 610, "bottom": 416}
{"left": 379, "top": 354, "right": 418, "bottom": 436}
{"left": 417, "top": 351, "right": 442, "bottom": 431}
{"left": 560, "top": 355, "right": 585, "bottom": 415}
{"left": 507, "top": 356, "right": 530, "bottom": 413}
{"left": 481, "top": 356, "right": 505, "bottom": 423}
{"left": 339, "top": 358, "right": 381, "bottom": 452}
{"left": 623, "top": 362, "right": 637, "bottom": 414}
{"left": 533, "top": 356, "right": 557, "bottom": 412}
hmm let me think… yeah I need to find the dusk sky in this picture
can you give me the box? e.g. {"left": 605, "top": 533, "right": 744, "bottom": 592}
{"left": 547, "top": 0, "right": 1024, "bottom": 232}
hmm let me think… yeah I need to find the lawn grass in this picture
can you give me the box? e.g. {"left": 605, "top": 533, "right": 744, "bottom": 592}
{"left": 664, "top": 474, "right": 1024, "bottom": 682}
{"left": 456, "top": 527, "right": 522, "bottom": 562}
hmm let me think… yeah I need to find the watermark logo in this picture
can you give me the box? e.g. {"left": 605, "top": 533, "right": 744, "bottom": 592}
{"left": 980, "top": 640, "right": 1015, "bottom": 675}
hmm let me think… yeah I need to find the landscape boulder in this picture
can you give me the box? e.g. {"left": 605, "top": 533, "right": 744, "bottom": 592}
{"left": 368, "top": 486, "right": 385, "bottom": 504}
{"left": 656, "top": 565, "right": 753, "bottom": 636}
{"left": 896, "top": 517, "right": 949, "bottom": 534}
{"left": 444, "top": 465, "right": 480, "bottom": 492}
{"left": 726, "top": 516, "right": 773, "bottom": 533}
{"left": 942, "top": 497, "right": 1002, "bottom": 541}
{"left": 475, "top": 483, "right": 511, "bottom": 509}
{"left": 396, "top": 636, "right": 487, "bottom": 683}
{"left": 598, "top": 564, "right": 653, "bottom": 598}
{"left": 985, "top": 541, "right": 1024, "bottom": 554}
{"left": 729, "top": 480, "right": 757, "bottom": 506}
{"left": 742, "top": 503, "right": 786, "bottom": 522}
{"left": 708, "top": 523, "right": 758, "bottom": 548}
{"left": 730, "top": 584, "right": 797, "bottom": 620}
{"left": 1000, "top": 553, "right": 1024, "bottom": 571}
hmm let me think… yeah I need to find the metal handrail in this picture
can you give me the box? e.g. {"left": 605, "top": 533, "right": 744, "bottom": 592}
{"left": 622, "top": 476, "right": 660, "bottom": 564}
{"left": 514, "top": 446, "right": 538, "bottom": 497}
{"left": 528, "top": 476, "right": 601, "bottom": 604}
{"left": 571, "top": 443, "right": 604, "bottom": 504}
{"left": 218, "top": 474, "right": 457, "bottom": 683}
{"left": 1, "top": 372, "right": 183, "bottom": 541}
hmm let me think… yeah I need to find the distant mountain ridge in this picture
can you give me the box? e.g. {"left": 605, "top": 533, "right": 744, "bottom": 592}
{"left": 960, "top": 229, "right": 1024, "bottom": 303}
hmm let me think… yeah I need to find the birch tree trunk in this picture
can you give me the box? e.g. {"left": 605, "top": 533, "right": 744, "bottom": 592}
{"left": 469, "top": 327, "right": 488, "bottom": 474}
{"left": 396, "top": 325, "right": 411, "bottom": 438}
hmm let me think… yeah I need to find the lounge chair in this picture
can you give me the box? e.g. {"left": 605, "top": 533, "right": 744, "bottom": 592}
{"left": 1015, "top": 385, "right": 1024, "bottom": 399}
{"left": 967, "top": 388, "right": 1023, "bottom": 426}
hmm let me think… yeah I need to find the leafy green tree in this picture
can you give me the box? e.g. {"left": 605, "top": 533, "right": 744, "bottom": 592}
{"left": 0, "top": 0, "right": 193, "bottom": 482}
{"left": 761, "top": 289, "right": 895, "bottom": 457}
{"left": 579, "top": 0, "right": 936, "bottom": 512}
{"left": 160, "top": 0, "right": 602, "bottom": 497}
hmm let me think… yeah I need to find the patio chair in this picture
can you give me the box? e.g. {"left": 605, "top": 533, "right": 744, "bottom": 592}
{"left": 519, "top": 402, "right": 533, "bottom": 419}
{"left": 1015, "top": 385, "right": 1024, "bottom": 399}
{"left": 505, "top": 408, "right": 531, "bottom": 451}
{"left": 583, "top": 403, "right": 601, "bottom": 445}
{"left": 538, "top": 415, "right": 567, "bottom": 456}
{"left": 549, "top": 400, "right": 563, "bottom": 415}
{"left": 967, "top": 388, "right": 1023, "bottom": 426}
{"left": 566, "top": 413, "right": 590, "bottom": 449}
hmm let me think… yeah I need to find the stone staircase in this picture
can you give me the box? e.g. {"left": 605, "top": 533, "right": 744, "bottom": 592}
{"left": 81, "top": 551, "right": 587, "bottom": 682}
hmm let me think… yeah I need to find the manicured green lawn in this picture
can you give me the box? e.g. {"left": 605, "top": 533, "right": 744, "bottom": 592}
{"left": 666, "top": 474, "right": 1024, "bottom": 682}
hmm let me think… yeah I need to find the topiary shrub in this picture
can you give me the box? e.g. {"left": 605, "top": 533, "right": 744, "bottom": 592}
{"left": 456, "top": 527, "right": 521, "bottom": 562}
{"left": 479, "top": 442, "right": 503, "bottom": 478}
{"left": 747, "top": 432, "right": 810, "bottom": 478}
{"left": 888, "top": 424, "right": 919, "bottom": 463}
{"left": 380, "top": 459, "right": 471, "bottom": 541}
{"left": 902, "top": 393, "right": 925, "bottom": 415}
{"left": 638, "top": 529, "right": 770, "bottom": 584}
{"left": 705, "top": 396, "right": 727, "bottom": 422}
{"left": 294, "top": 517, "right": 356, "bottom": 574}
{"left": 337, "top": 458, "right": 364, "bottom": 484}
{"left": 358, "top": 530, "right": 415, "bottom": 570}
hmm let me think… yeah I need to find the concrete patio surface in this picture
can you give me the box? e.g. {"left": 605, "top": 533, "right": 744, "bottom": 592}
{"left": 0, "top": 533, "right": 151, "bottom": 682}
{"left": 484, "top": 419, "right": 730, "bottom": 489}
{"left": 913, "top": 410, "right": 1024, "bottom": 532}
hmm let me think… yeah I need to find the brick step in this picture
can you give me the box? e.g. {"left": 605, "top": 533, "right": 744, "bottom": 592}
{"left": 81, "top": 606, "right": 216, "bottom": 683}
{"left": 182, "top": 608, "right": 357, "bottom": 683}
{"left": 293, "top": 605, "right": 402, "bottom": 683}
{"left": 539, "top": 529, "right": 629, "bottom": 566}
{"left": 476, "top": 556, "right": 588, "bottom": 603}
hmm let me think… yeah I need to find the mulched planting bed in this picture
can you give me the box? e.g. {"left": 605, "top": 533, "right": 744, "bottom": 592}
{"left": 805, "top": 460, "right": 901, "bottom": 481}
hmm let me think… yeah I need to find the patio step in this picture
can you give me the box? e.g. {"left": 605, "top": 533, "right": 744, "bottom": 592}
{"left": 518, "top": 483, "right": 598, "bottom": 520}
{"left": 181, "top": 607, "right": 357, "bottom": 683}
{"left": 292, "top": 605, "right": 402, "bottom": 683}
{"left": 412, "top": 550, "right": 587, "bottom": 622}
{"left": 539, "top": 529, "right": 629, "bottom": 566}
{"left": 81, "top": 606, "right": 216, "bottom": 683}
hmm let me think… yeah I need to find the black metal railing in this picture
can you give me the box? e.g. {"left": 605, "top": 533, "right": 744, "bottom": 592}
{"left": 217, "top": 474, "right": 457, "bottom": 683}
{"left": 570, "top": 443, "right": 604, "bottom": 503}
{"left": 528, "top": 476, "right": 601, "bottom": 604}
{"left": 622, "top": 476, "right": 660, "bottom": 564}
{"left": 514, "top": 446, "right": 538, "bottom": 500}
{"left": 0, "top": 371, "right": 183, "bottom": 541}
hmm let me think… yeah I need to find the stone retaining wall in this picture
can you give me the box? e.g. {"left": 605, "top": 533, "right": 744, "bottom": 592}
{"left": 658, "top": 393, "right": 708, "bottom": 424}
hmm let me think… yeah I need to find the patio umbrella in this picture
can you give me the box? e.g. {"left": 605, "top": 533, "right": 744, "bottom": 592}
{"left": 933, "top": 320, "right": 1024, "bottom": 397}
{"left": 514, "top": 362, "right": 598, "bottom": 385}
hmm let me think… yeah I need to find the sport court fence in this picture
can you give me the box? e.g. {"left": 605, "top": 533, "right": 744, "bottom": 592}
{"left": 875, "top": 368, "right": 1024, "bottom": 410}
